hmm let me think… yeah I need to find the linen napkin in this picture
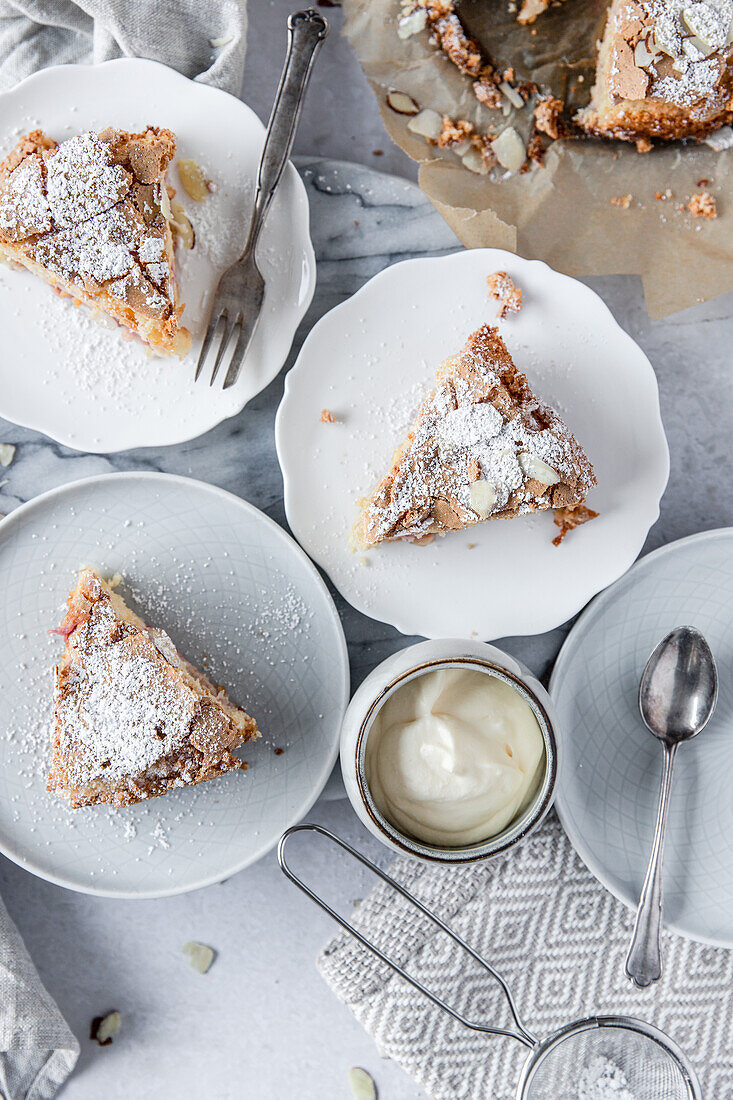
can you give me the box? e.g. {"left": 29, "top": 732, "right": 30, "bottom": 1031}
{"left": 0, "top": 903, "right": 78, "bottom": 1100}
{"left": 319, "top": 814, "right": 733, "bottom": 1099}
{"left": 0, "top": 0, "right": 248, "bottom": 94}
{"left": 0, "top": 3, "right": 248, "bottom": 1095}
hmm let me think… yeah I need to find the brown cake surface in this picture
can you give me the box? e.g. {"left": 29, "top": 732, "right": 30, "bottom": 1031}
{"left": 49, "top": 570, "right": 258, "bottom": 809}
{"left": 354, "top": 324, "right": 596, "bottom": 548}
{"left": 0, "top": 127, "right": 190, "bottom": 355}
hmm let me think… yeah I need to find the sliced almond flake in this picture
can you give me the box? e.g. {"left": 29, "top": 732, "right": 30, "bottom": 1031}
{"left": 183, "top": 941, "right": 216, "bottom": 973}
{"left": 499, "top": 81, "right": 525, "bottom": 110}
{"left": 519, "top": 452, "right": 560, "bottom": 484}
{"left": 90, "top": 1010, "right": 121, "bottom": 1045}
{"left": 348, "top": 1068, "right": 377, "bottom": 1100}
{"left": 178, "top": 159, "right": 210, "bottom": 203}
{"left": 0, "top": 444, "right": 15, "bottom": 467}
{"left": 386, "top": 89, "right": 419, "bottom": 115}
{"left": 406, "top": 108, "right": 443, "bottom": 140}
{"left": 470, "top": 479, "right": 497, "bottom": 516}
{"left": 491, "top": 127, "right": 525, "bottom": 172}
{"left": 461, "top": 147, "right": 489, "bottom": 174}
{"left": 170, "top": 200, "right": 195, "bottom": 250}
{"left": 397, "top": 8, "right": 427, "bottom": 37}
{"left": 209, "top": 34, "right": 234, "bottom": 47}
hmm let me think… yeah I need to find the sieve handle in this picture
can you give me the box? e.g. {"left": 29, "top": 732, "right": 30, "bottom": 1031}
{"left": 278, "top": 823, "right": 537, "bottom": 1048}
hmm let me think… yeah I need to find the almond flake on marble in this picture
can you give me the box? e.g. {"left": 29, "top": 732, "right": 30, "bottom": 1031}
{"left": 348, "top": 1068, "right": 377, "bottom": 1100}
{"left": 183, "top": 941, "right": 216, "bottom": 973}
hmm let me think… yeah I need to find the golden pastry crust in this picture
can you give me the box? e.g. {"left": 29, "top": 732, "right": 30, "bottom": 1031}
{"left": 354, "top": 324, "right": 596, "bottom": 548}
{"left": 0, "top": 127, "right": 190, "bottom": 355}
{"left": 48, "top": 570, "right": 258, "bottom": 809}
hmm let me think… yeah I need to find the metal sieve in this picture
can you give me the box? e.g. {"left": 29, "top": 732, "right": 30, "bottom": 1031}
{"left": 278, "top": 824, "right": 701, "bottom": 1100}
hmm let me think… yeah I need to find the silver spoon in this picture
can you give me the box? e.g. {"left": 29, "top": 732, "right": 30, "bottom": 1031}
{"left": 625, "top": 626, "right": 718, "bottom": 988}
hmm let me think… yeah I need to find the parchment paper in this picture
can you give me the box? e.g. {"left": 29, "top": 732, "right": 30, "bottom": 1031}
{"left": 343, "top": 0, "right": 733, "bottom": 318}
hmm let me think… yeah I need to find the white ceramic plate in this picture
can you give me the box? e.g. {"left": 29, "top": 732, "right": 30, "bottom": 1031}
{"left": 0, "top": 473, "right": 348, "bottom": 898}
{"left": 276, "top": 249, "right": 669, "bottom": 640}
{"left": 0, "top": 59, "right": 315, "bottom": 453}
{"left": 552, "top": 529, "right": 733, "bottom": 947}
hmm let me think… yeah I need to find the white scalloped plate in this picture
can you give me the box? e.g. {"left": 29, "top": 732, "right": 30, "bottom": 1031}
{"left": 0, "top": 473, "right": 348, "bottom": 898}
{"left": 276, "top": 248, "right": 669, "bottom": 640}
{"left": 0, "top": 59, "right": 315, "bottom": 452}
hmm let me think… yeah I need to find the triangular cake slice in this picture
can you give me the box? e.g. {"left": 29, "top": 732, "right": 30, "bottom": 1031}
{"left": 577, "top": 0, "right": 733, "bottom": 141}
{"left": 354, "top": 324, "right": 596, "bottom": 548}
{"left": 48, "top": 570, "right": 258, "bottom": 809}
{"left": 0, "top": 127, "right": 190, "bottom": 355}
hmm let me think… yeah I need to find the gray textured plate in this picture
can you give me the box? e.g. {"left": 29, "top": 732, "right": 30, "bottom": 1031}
{"left": 552, "top": 529, "right": 733, "bottom": 946}
{"left": 0, "top": 473, "right": 348, "bottom": 898}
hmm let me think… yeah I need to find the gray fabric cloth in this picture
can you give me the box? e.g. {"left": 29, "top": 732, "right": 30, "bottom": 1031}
{"left": 0, "top": 0, "right": 248, "bottom": 94}
{"left": 0, "top": 5, "right": 248, "bottom": 1096}
{"left": 319, "top": 814, "right": 733, "bottom": 1099}
{"left": 0, "top": 899, "right": 78, "bottom": 1100}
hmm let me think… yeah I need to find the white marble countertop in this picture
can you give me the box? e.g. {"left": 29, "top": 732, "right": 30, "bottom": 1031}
{"left": 1, "top": 4, "right": 732, "bottom": 1098}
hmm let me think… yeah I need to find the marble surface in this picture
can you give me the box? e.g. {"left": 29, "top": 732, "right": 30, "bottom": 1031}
{"left": 0, "top": 6, "right": 732, "bottom": 1096}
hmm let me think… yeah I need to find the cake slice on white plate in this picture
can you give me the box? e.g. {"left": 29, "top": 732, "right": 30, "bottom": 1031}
{"left": 353, "top": 323, "right": 597, "bottom": 549}
{"left": 0, "top": 127, "right": 190, "bottom": 355}
{"left": 48, "top": 569, "right": 258, "bottom": 809}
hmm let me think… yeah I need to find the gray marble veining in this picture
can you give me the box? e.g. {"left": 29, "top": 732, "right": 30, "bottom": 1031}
{"left": 2, "top": 157, "right": 731, "bottom": 694}
{"left": 0, "top": 154, "right": 732, "bottom": 1100}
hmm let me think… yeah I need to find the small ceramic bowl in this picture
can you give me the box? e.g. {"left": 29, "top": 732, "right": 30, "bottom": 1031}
{"left": 340, "top": 639, "right": 559, "bottom": 863}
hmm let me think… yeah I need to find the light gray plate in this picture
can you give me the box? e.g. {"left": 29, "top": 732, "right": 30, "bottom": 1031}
{"left": 552, "top": 529, "right": 733, "bottom": 946}
{"left": 0, "top": 473, "right": 348, "bottom": 898}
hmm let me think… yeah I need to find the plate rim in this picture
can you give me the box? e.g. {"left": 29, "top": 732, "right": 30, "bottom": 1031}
{"left": 551, "top": 525, "right": 733, "bottom": 948}
{"left": 276, "top": 245, "right": 670, "bottom": 639}
{"left": 0, "top": 57, "right": 316, "bottom": 453}
{"left": 0, "top": 470, "right": 350, "bottom": 899}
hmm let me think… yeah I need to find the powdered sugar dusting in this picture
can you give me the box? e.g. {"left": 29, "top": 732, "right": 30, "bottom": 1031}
{"left": 578, "top": 1057, "right": 637, "bottom": 1100}
{"left": 363, "top": 327, "right": 594, "bottom": 542}
{"left": 636, "top": 0, "right": 733, "bottom": 109}
{"left": 54, "top": 597, "right": 197, "bottom": 786}
{"left": 45, "top": 131, "right": 129, "bottom": 229}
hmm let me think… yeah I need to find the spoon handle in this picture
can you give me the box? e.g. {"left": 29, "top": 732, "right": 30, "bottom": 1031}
{"left": 625, "top": 740, "right": 678, "bottom": 987}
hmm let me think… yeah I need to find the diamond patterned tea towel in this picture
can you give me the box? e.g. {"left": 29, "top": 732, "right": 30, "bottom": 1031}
{"left": 319, "top": 815, "right": 733, "bottom": 1099}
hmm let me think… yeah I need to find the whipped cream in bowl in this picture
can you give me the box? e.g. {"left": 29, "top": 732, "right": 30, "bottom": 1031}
{"left": 340, "top": 640, "right": 558, "bottom": 863}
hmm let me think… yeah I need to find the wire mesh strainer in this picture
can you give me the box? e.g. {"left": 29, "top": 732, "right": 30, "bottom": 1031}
{"left": 278, "top": 824, "right": 701, "bottom": 1100}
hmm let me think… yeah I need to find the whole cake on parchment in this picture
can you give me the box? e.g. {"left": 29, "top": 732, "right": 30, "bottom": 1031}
{"left": 400, "top": 0, "right": 733, "bottom": 149}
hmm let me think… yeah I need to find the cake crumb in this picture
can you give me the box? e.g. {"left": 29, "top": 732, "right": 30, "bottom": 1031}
{"left": 552, "top": 503, "right": 598, "bottom": 546}
{"left": 610, "top": 194, "right": 632, "bottom": 209}
{"left": 635, "top": 136, "right": 652, "bottom": 153}
{"left": 487, "top": 271, "right": 522, "bottom": 318}
{"left": 533, "top": 96, "right": 565, "bottom": 140}
{"left": 654, "top": 189, "right": 672, "bottom": 200}
{"left": 688, "top": 191, "right": 717, "bottom": 219}
{"left": 320, "top": 408, "right": 336, "bottom": 423}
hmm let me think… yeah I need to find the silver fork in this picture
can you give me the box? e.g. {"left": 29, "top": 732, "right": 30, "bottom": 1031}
{"left": 195, "top": 9, "right": 328, "bottom": 389}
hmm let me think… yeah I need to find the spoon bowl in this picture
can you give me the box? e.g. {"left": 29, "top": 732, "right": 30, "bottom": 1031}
{"left": 639, "top": 626, "right": 718, "bottom": 744}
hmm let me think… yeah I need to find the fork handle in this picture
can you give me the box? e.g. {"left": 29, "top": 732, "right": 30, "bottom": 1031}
{"left": 244, "top": 10, "right": 328, "bottom": 257}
